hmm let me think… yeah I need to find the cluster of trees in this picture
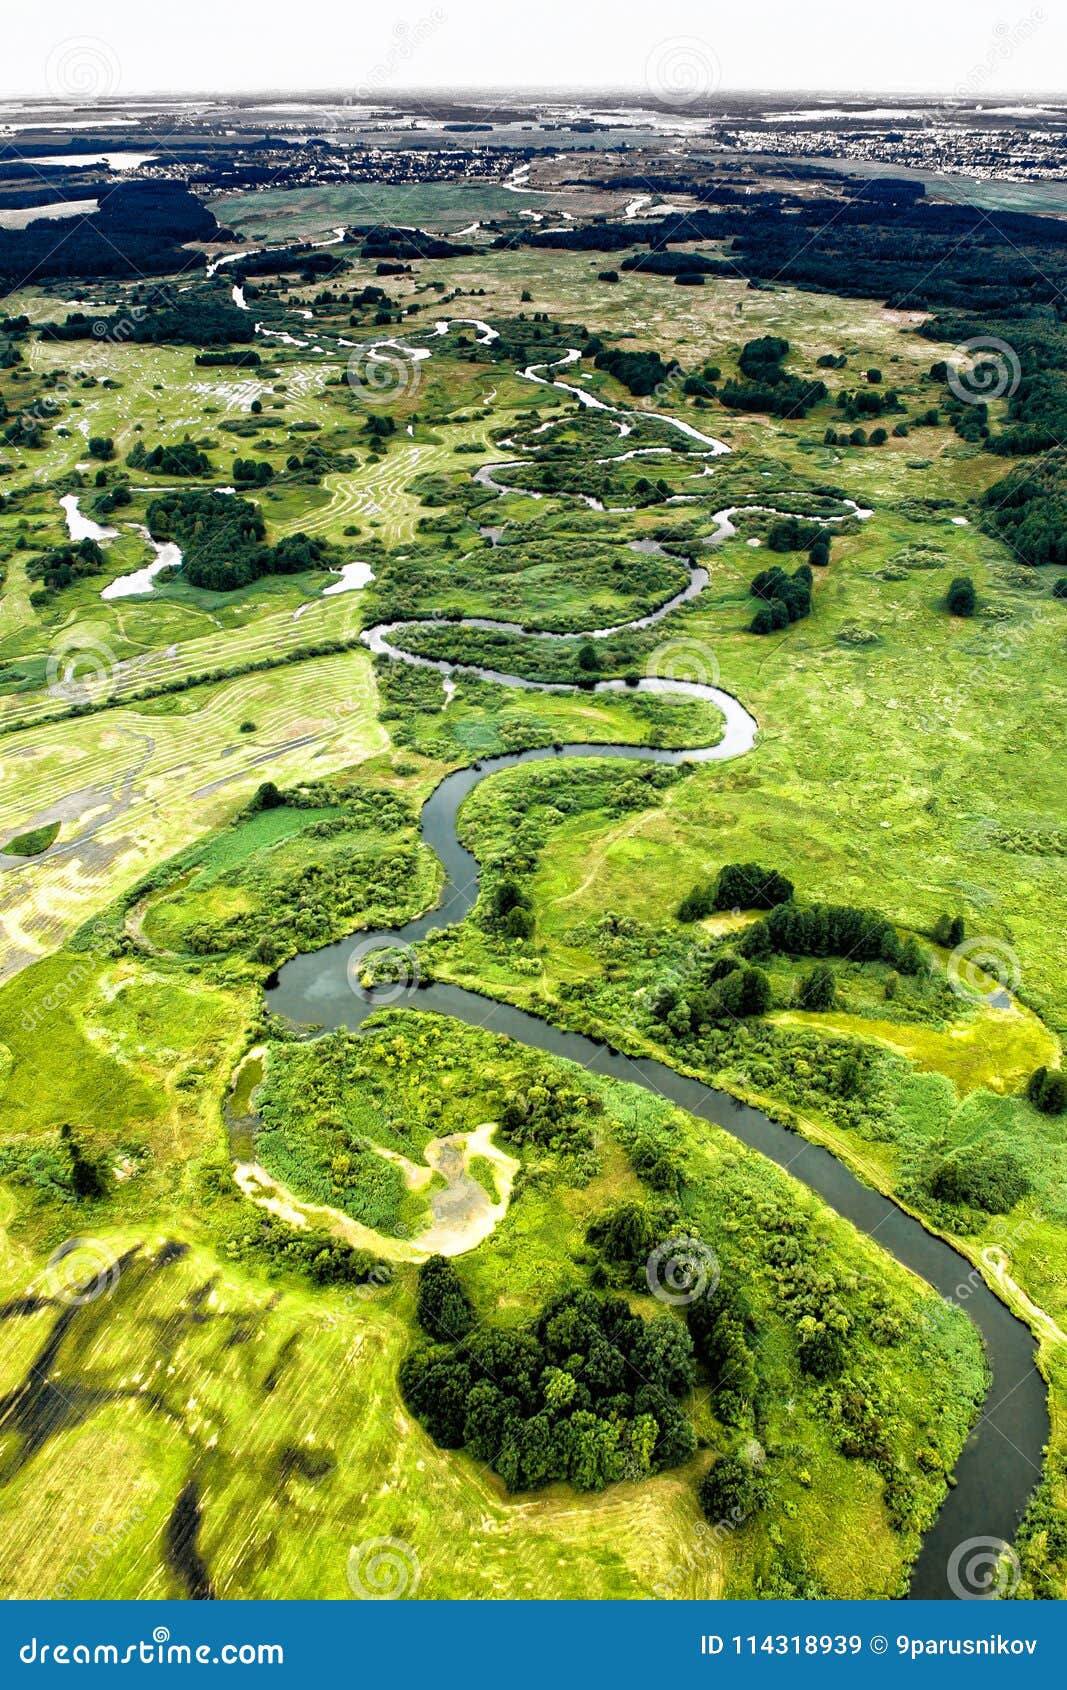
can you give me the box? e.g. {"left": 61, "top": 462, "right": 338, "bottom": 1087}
{"left": 485, "top": 876, "right": 535, "bottom": 941}
{"left": 720, "top": 335, "right": 827, "bottom": 418}
{"left": 356, "top": 227, "right": 474, "bottom": 262}
{"left": 980, "top": 449, "right": 1067, "bottom": 566}
{"left": 128, "top": 440, "right": 211, "bottom": 477}
{"left": 233, "top": 456, "right": 273, "bottom": 487}
{"left": 498, "top": 1067, "right": 605, "bottom": 1153}
{"left": 739, "top": 901, "right": 924, "bottom": 972}
{"left": 400, "top": 1270, "right": 699, "bottom": 1492}
{"left": 766, "top": 516, "right": 827, "bottom": 553}
{"left": 648, "top": 957, "right": 773, "bottom": 1036}
{"left": 933, "top": 913, "right": 966, "bottom": 947}
{"left": 749, "top": 562, "right": 812, "bottom": 633}
{"left": 26, "top": 537, "right": 105, "bottom": 603}
{"left": 835, "top": 385, "right": 903, "bottom": 421}
{"left": 924, "top": 312, "right": 1067, "bottom": 457}
{"left": 145, "top": 489, "right": 331, "bottom": 592}
{"left": 823, "top": 424, "right": 898, "bottom": 447}
{"left": 585, "top": 1203, "right": 761, "bottom": 1428}
{"left": 678, "top": 861, "right": 794, "bottom": 921}
{"left": 682, "top": 361, "right": 723, "bottom": 399}
{"left": 592, "top": 345, "right": 681, "bottom": 396}
{"left": 700, "top": 1452, "right": 772, "bottom": 1524}
{"left": 927, "top": 1146, "right": 1032, "bottom": 1215}
{"left": 195, "top": 348, "right": 261, "bottom": 368}
{"left": 221, "top": 1206, "right": 388, "bottom": 1289}
{"left": 796, "top": 962, "right": 837, "bottom": 1011}
{"left": 44, "top": 290, "right": 251, "bottom": 349}
{"left": 92, "top": 481, "right": 132, "bottom": 518}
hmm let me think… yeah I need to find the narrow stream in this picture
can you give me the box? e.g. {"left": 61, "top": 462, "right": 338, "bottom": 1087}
{"left": 267, "top": 740, "right": 1048, "bottom": 1600}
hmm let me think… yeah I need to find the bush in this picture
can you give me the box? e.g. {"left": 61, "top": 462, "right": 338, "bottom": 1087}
{"left": 699, "top": 1453, "right": 771, "bottom": 1524}
{"left": 1027, "top": 1066, "right": 1067, "bottom": 1115}
{"left": 946, "top": 576, "right": 977, "bottom": 617}
{"left": 929, "top": 1146, "right": 1031, "bottom": 1213}
{"left": 798, "top": 1327, "right": 846, "bottom": 1378}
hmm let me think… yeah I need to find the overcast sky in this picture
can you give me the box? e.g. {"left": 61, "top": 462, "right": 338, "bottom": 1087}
{"left": 3, "top": 1, "right": 1063, "bottom": 101}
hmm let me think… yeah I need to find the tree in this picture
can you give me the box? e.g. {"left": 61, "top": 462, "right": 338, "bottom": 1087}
{"left": 934, "top": 913, "right": 965, "bottom": 947}
{"left": 677, "top": 881, "right": 715, "bottom": 923}
{"left": 808, "top": 534, "right": 831, "bottom": 568}
{"left": 947, "top": 576, "right": 977, "bottom": 617}
{"left": 835, "top": 1053, "right": 862, "bottom": 1096}
{"left": 566, "top": 1410, "right": 623, "bottom": 1491}
{"left": 1027, "top": 1066, "right": 1067, "bottom": 1115}
{"left": 398, "top": 1347, "right": 471, "bottom": 1447}
{"left": 629, "top": 1314, "right": 697, "bottom": 1398}
{"left": 796, "top": 963, "right": 836, "bottom": 1011}
{"left": 699, "top": 1453, "right": 771, "bottom": 1524}
{"left": 586, "top": 1200, "right": 656, "bottom": 1265}
{"left": 59, "top": 1122, "right": 109, "bottom": 1199}
{"left": 714, "top": 966, "right": 772, "bottom": 1019}
{"left": 503, "top": 905, "right": 534, "bottom": 940}
{"left": 247, "top": 780, "right": 284, "bottom": 813}
{"left": 415, "top": 1255, "right": 474, "bottom": 1342}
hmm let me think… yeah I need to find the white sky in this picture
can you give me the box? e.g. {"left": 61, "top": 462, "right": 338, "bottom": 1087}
{"left": 3, "top": 1, "right": 1064, "bottom": 101}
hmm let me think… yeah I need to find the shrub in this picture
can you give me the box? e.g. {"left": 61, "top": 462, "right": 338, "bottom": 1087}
{"left": 929, "top": 1147, "right": 1031, "bottom": 1213}
{"left": 947, "top": 576, "right": 977, "bottom": 617}
{"left": 1027, "top": 1066, "right": 1067, "bottom": 1115}
{"left": 699, "top": 1453, "right": 771, "bottom": 1524}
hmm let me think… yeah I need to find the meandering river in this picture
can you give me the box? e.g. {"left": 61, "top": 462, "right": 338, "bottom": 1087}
{"left": 268, "top": 746, "right": 1046, "bottom": 1599}
{"left": 263, "top": 329, "right": 1047, "bottom": 1599}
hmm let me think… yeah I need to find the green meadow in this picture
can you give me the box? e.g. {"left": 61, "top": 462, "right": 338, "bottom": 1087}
{"left": 0, "top": 238, "right": 1064, "bottom": 1598}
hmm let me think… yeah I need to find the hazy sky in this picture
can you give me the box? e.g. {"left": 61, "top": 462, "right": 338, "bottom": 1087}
{"left": 3, "top": 1, "right": 1063, "bottom": 101}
